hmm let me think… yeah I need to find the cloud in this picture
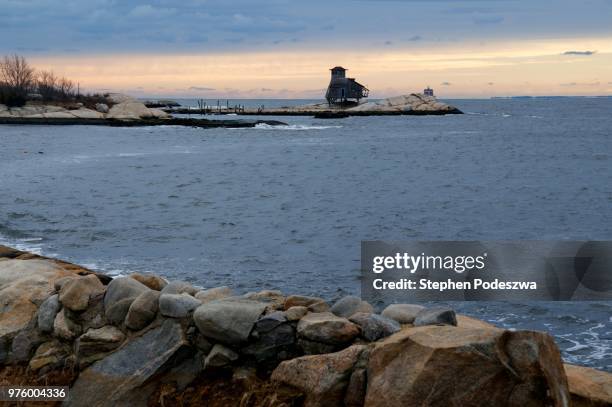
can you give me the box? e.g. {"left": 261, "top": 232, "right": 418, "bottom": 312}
{"left": 407, "top": 35, "right": 422, "bottom": 42}
{"left": 189, "top": 86, "right": 216, "bottom": 91}
{"left": 563, "top": 50, "right": 596, "bottom": 56}
{"left": 384, "top": 40, "right": 393, "bottom": 46}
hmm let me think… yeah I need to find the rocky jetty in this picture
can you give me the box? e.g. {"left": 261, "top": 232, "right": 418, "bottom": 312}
{"left": 1, "top": 245, "right": 610, "bottom": 406}
{"left": 235, "top": 93, "right": 462, "bottom": 117}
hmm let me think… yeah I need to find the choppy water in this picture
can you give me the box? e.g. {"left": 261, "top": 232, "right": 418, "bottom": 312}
{"left": 1, "top": 97, "right": 611, "bottom": 371}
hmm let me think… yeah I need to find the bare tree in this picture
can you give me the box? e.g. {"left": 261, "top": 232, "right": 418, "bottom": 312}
{"left": 57, "top": 77, "right": 75, "bottom": 98}
{"left": 0, "top": 54, "right": 35, "bottom": 95}
{"left": 37, "top": 70, "right": 58, "bottom": 100}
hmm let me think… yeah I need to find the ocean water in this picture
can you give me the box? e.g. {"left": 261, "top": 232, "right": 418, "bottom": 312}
{"left": 1, "top": 97, "right": 611, "bottom": 371}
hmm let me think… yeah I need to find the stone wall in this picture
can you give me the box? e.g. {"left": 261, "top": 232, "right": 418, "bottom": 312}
{"left": 1, "top": 245, "right": 610, "bottom": 406}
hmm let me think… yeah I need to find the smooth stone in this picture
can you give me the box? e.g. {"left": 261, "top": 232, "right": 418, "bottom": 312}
{"left": 193, "top": 298, "right": 267, "bottom": 345}
{"left": 330, "top": 296, "right": 373, "bottom": 318}
{"left": 195, "top": 286, "right": 233, "bottom": 303}
{"left": 298, "top": 338, "right": 339, "bottom": 355}
{"left": 105, "top": 298, "right": 134, "bottom": 326}
{"left": 104, "top": 276, "right": 150, "bottom": 310}
{"left": 297, "top": 312, "right": 360, "bottom": 345}
{"left": 242, "top": 323, "right": 298, "bottom": 364}
{"left": 349, "top": 312, "right": 401, "bottom": 341}
{"left": 160, "top": 280, "right": 198, "bottom": 296}
{"left": 76, "top": 326, "right": 125, "bottom": 367}
{"left": 565, "top": 363, "right": 612, "bottom": 406}
{"left": 381, "top": 304, "right": 426, "bottom": 324}
{"left": 285, "top": 306, "right": 308, "bottom": 321}
{"left": 59, "top": 274, "right": 105, "bottom": 312}
{"left": 125, "top": 290, "right": 160, "bottom": 330}
{"left": 129, "top": 273, "right": 167, "bottom": 291}
{"left": 284, "top": 295, "right": 329, "bottom": 311}
{"left": 37, "top": 294, "right": 61, "bottom": 333}
{"left": 159, "top": 293, "right": 201, "bottom": 318}
{"left": 253, "top": 311, "right": 287, "bottom": 334}
{"left": 204, "top": 344, "right": 239, "bottom": 368}
{"left": 413, "top": 307, "right": 457, "bottom": 327}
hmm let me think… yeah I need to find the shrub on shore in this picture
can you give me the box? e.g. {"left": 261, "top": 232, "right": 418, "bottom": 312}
{"left": 0, "top": 54, "right": 111, "bottom": 109}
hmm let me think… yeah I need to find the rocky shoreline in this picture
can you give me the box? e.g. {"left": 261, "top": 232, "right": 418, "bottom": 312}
{"left": 1, "top": 245, "right": 610, "bottom": 406}
{"left": 166, "top": 93, "right": 463, "bottom": 117}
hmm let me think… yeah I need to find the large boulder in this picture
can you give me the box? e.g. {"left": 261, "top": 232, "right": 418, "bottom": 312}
{"left": 59, "top": 274, "right": 106, "bottom": 312}
{"left": 330, "top": 296, "right": 373, "bottom": 319}
{"left": 272, "top": 345, "right": 367, "bottom": 407}
{"left": 193, "top": 298, "right": 267, "bottom": 345}
{"left": 297, "top": 312, "right": 360, "bottom": 346}
{"left": 364, "top": 326, "right": 569, "bottom": 406}
{"left": 125, "top": 290, "right": 160, "bottom": 330}
{"left": 565, "top": 364, "right": 612, "bottom": 407}
{"left": 67, "top": 319, "right": 188, "bottom": 407}
{"left": 380, "top": 303, "right": 425, "bottom": 324}
{"left": 159, "top": 293, "right": 201, "bottom": 318}
{"left": 107, "top": 99, "right": 169, "bottom": 120}
{"left": 0, "top": 259, "right": 73, "bottom": 345}
{"left": 104, "top": 277, "right": 150, "bottom": 309}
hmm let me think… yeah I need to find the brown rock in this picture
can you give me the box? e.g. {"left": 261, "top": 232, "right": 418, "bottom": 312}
{"left": 59, "top": 274, "right": 106, "bottom": 311}
{"left": 565, "top": 364, "right": 612, "bottom": 407}
{"left": 284, "top": 295, "right": 329, "bottom": 312}
{"left": 195, "top": 286, "right": 233, "bottom": 303}
{"left": 125, "top": 290, "right": 160, "bottom": 330}
{"left": 53, "top": 309, "right": 82, "bottom": 340}
{"left": 76, "top": 326, "right": 125, "bottom": 368}
{"left": 285, "top": 306, "right": 309, "bottom": 321}
{"left": 29, "top": 340, "right": 71, "bottom": 371}
{"left": 365, "top": 326, "right": 569, "bottom": 407}
{"left": 0, "top": 259, "right": 73, "bottom": 345}
{"left": 272, "top": 344, "right": 367, "bottom": 407}
{"left": 297, "top": 312, "right": 360, "bottom": 346}
{"left": 129, "top": 273, "right": 167, "bottom": 291}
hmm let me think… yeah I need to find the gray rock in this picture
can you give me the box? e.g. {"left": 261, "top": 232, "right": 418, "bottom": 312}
{"left": 242, "top": 323, "right": 297, "bottom": 364}
{"left": 125, "top": 290, "right": 160, "bottom": 330}
{"left": 253, "top": 311, "right": 287, "bottom": 334}
{"left": 330, "top": 296, "right": 373, "bottom": 318}
{"left": 204, "top": 344, "right": 238, "bottom": 368}
{"left": 67, "top": 319, "right": 187, "bottom": 407}
{"left": 349, "top": 312, "right": 400, "bottom": 341}
{"left": 105, "top": 298, "right": 133, "bottom": 326}
{"left": 195, "top": 286, "right": 233, "bottom": 303}
{"left": 381, "top": 303, "right": 426, "bottom": 324}
{"left": 160, "top": 280, "right": 198, "bottom": 296}
{"left": 104, "top": 277, "right": 150, "bottom": 310}
{"left": 95, "top": 103, "right": 109, "bottom": 113}
{"left": 159, "top": 293, "right": 201, "bottom": 318}
{"left": 297, "top": 312, "right": 360, "bottom": 345}
{"left": 285, "top": 306, "right": 308, "bottom": 321}
{"left": 37, "top": 294, "right": 61, "bottom": 333}
{"left": 53, "top": 309, "right": 82, "bottom": 340}
{"left": 414, "top": 307, "right": 457, "bottom": 327}
{"left": 194, "top": 334, "right": 213, "bottom": 354}
{"left": 193, "top": 298, "right": 267, "bottom": 345}
{"left": 11, "top": 319, "right": 43, "bottom": 362}
{"left": 66, "top": 294, "right": 106, "bottom": 331}
{"left": 298, "top": 338, "right": 338, "bottom": 355}
{"left": 243, "top": 290, "right": 285, "bottom": 311}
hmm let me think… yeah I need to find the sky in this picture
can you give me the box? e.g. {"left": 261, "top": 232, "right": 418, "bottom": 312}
{"left": 1, "top": 0, "right": 612, "bottom": 98}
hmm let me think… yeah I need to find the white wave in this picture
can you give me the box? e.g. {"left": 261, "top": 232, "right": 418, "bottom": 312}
{"left": 254, "top": 123, "right": 342, "bottom": 131}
